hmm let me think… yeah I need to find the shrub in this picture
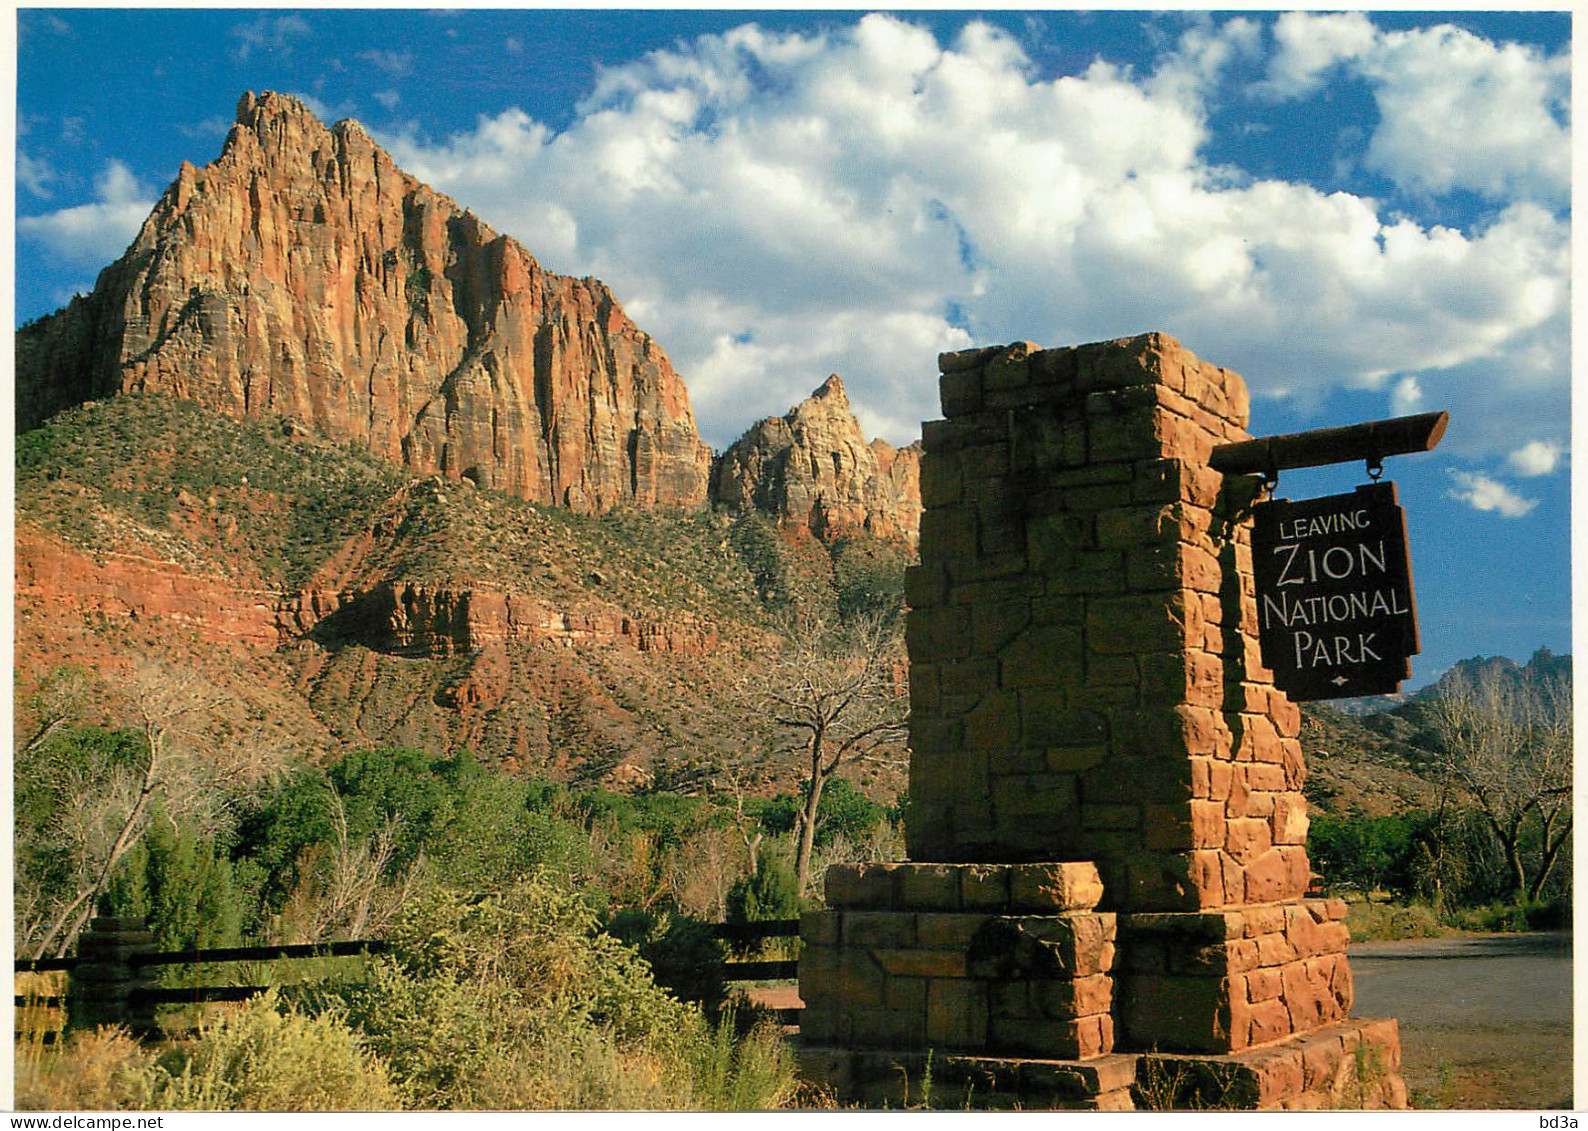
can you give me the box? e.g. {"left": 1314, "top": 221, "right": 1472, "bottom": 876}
{"left": 15, "top": 1027, "right": 158, "bottom": 1111}
{"left": 1447, "top": 900, "right": 1566, "bottom": 933}
{"left": 1526, "top": 900, "right": 1570, "bottom": 930}
{"left": 337, "top": 873, "right": 701, "bottom": 1107}
{"left": 15, "top": 996, "right": 400, "bottom": 1112}
{"left": 727, "top": 849, "right": 801, "bottom": 924}
{"left": 152, "top": 993, "right": 401, "bottom": 1111}
{"left": 335, "top": 960, "right": 497, "bottom": 1107}
{"left": 1343, "top": 900, "right": 1444, "bottom": 941}
{"left": 682, "top": 1008, "right": 798, "bottom": 1111}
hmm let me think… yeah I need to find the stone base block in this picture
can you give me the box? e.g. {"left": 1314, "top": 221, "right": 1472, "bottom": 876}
{"left": 797, "top": 1044, "right": 1139, "bottom": 1110}
{"left": 1134, "top": 1018, "right": 1407, "bottom": 1111}
{"left": 1118, "top": 898, "right": 1352, "bottom": 1052}
{"left": 804, "top": 861, "right": 1116, "bottom": 1060}
{"left": 799, "top": 1018, "right": 1405, "bottom": 1111}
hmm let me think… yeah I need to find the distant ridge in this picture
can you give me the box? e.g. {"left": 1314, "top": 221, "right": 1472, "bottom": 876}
{"left": 1306, "top": 648, "right": 1569, "bottom": 716}
{"left": 1418, "top": 647, "right": 1571, "bottom": 700}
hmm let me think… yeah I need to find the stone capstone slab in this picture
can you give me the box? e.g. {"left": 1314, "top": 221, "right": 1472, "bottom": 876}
{"left": 826, "top": 861, "right": 1103, "bottom": 913}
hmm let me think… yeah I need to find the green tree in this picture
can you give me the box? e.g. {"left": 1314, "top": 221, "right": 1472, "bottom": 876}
{"left": 15, "top": 725, "right": 148, "bottom": 956}
{"left": 18, "top": 664, "right": 95, "bottom": 756}
{"left": 236, "top": 748, "right": 529, "bottom": 940}
{"left": 30, "top": 660, "right": 286, "bottom": 957}
{"left": 726, "top": 848, "right": 800, "bottom": 924}
{"left": 1307, "top": 811, "right": 1431, "bottom": 900}
{"left": 326, "top": 746, "right": 462, "bottom": 869}
{"left": 104, "top": 808, "right": 245, "bottom": 952}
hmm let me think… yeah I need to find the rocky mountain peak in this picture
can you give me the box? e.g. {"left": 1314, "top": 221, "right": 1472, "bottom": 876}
{"left": 235, "top": 89, "right": 317, "bottom": 131}
{"left": 809, "top": 373, "right": 850, "bottom": 407}
{"left": 17, "top": 91, "right": 712, "bottom": 514}
{"left": 713, "top": 376, "right": 922, "bottom": 545}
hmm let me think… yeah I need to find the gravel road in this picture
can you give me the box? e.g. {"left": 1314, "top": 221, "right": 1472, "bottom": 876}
{"left": 1350, "top": 931, "right": 1573, "bottom": 1109}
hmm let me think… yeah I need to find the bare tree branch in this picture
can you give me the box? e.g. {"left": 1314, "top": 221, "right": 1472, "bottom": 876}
{"left": 32, "top": 659, "right": 294, "bottom": 956}
{"left": 1428, "top": 661, "right": 1573, "bottom": 905}
{"left": 736, "top": 611, "right": 908, "bottom": 897}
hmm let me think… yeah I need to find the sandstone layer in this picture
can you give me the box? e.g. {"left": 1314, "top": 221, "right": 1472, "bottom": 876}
{"left": 16, "top": 91, "right": 712, "bottom": 513}
{"left": 15, "top": 526, "right": 282, "bottom": 650}
{"left": 17, "top": 523, "right": 711, "bottom": 662}
{"left": 712, "top": 374, "right": 923, "bottom": 544}
{"left": 284, "top": 581, "right": 714, "bottom": 658}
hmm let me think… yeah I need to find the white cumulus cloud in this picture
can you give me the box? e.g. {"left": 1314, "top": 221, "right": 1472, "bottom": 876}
{"left": 1265, "top": 13, "right": 1569, "bottom": 204}
{"left": 1259, "top": 11, "right": 1379, "bottom": 99}
{"left": 1390, "top": 375, "right": 1422, "bottom": 415}
{"left": 1506, "top": 440, "right": 1563, "bottom": 477}
{"left": 376, "top": 14, "right": 1565, "bottom": 451}
{"left": 18, "top": 159, "right": 154, "bottom": 266}
{"left": 1446, "top": 470, "right": 1537, "bottom": 518}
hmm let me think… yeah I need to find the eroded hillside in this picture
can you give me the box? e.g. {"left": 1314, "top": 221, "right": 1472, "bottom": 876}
{"left": 16, "top": 394, "right": 910, "bottom": 796}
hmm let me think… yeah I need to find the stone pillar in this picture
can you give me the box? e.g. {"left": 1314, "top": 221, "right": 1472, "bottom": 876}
{"left": 799, "top": 334, "right": 1406, "bottom": 1109}
{"left": 907, "top": 334, "right": 1290, "bottom": 894}
{"left": 66, "top": 915, "right": 159, "bottom": 1038}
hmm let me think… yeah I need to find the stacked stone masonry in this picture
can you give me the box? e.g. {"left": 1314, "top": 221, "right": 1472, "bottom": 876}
{"left": 802, "top": 862, "right": 1116, "bottom": 1061}
{"left": 796, "top": 1044, "right": 1140, "bottom": 1111}
{"left": 797, "top": 1020, "right": 1405, "bottom": 1111}
{"left": 799, "top": 334, "right": 1403, "bottom": 1108}
{"left": 1135, "top": 1017, "right": 1408, "bottom": 1110}
{"left": 1118, "top": 898, "right": 1353, "bottom": 1053}
{"left": 906, "top": 334, "right": 1307, "bottom": 917}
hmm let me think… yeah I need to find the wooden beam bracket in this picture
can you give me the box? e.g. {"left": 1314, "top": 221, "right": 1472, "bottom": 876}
{"left": 1210, "top": 411, "right": 1448, "bottom": 478}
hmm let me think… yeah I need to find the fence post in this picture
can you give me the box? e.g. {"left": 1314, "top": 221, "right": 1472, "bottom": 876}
{"left": 66, "top": 916, "right": 159, "bottom": 1038}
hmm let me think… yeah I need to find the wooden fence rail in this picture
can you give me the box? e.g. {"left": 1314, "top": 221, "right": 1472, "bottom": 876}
{"left": 16, "top": 915, "right": 803, "bottom": 1037}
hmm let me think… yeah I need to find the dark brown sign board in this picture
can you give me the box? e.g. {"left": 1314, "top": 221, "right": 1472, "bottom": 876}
{"left": 1251, "top": 481, "right": 1419, "bottom": 701}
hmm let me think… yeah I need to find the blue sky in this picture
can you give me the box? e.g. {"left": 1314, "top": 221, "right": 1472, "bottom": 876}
{"left": 14, "top": 8, "right": 1572, "bottom": 687}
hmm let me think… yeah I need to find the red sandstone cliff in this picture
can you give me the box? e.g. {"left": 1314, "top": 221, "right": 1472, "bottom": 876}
{"left": 16, "top": 91, "right": 712, "bottom": 513}
{"left": 712, "top": 374, "right": 923, "bottom": 544}
{"left": 17, "top": 518, "right": 714, "bottom": 663}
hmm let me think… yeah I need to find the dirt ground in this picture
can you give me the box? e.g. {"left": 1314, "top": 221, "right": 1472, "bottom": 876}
{"left": 1349, "top": 931, "right": 1573, "bottom": 1110}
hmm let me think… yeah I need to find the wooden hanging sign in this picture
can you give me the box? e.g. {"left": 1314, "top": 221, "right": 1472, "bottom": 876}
{"left": 1250, "top": 481, "right": 1420, "bottom": 701}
